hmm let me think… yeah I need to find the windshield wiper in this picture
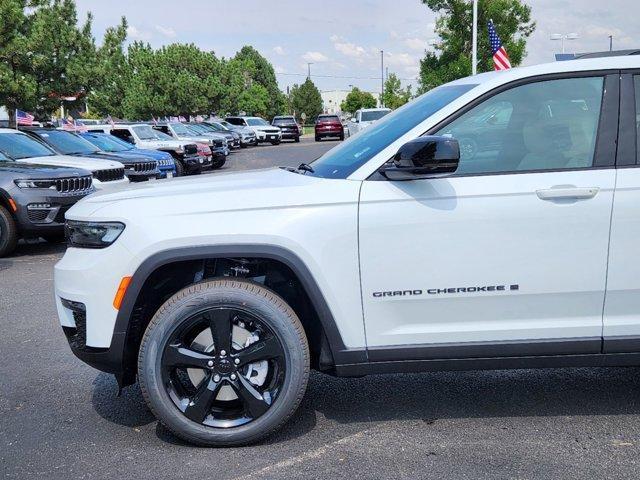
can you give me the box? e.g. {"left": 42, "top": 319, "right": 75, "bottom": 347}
{"left": 297, "top": 163, "right": 315, "bottom": 174}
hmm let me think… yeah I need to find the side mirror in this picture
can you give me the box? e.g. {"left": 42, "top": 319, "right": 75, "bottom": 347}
{"left": 351, "top": 117, "right": 357, "bottom": 123}
{"left": 382, "top": 136, "right": 460, "bottom": 181}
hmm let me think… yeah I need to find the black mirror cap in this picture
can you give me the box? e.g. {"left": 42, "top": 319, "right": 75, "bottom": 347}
{"left": 384, "top": 136, "right": 460, "bottom": 180}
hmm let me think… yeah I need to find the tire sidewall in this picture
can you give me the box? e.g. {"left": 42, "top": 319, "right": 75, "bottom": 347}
{"left": 139, "top": 280, "right": 309, "bottom": 446}
{"left": 0, "top": 206, "right": 17, "bottom": 257}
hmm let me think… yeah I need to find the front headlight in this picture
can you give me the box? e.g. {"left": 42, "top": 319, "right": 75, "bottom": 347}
{"left": 15, "top": 179, "right": 57, "bottom": 189}
{"left": 66, "top": 221, "right": 125, "bottom": 249}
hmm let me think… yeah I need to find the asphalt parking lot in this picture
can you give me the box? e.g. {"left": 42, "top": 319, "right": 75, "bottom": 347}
{"left": 2, "top": 137, "right": 640, "bottom": 479}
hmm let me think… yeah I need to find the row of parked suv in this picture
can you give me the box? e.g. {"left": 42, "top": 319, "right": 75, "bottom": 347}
{"left": 0, "top": 120, "right": 247, "bottom": 257}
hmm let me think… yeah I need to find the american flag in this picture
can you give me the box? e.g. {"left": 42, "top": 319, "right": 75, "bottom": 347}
{"left": 488, "top": 20, "right": 511, "bottom": 70}
{"left": 16, "top": 110, "right": 35, "bottom": 126}
{"left": 61, "top": 118, "right": 75, "bottom": 131}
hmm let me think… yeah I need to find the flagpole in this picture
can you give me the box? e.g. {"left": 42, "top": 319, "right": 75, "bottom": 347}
{"left": 472, "top": 0, "right": 478, "bottom": 75}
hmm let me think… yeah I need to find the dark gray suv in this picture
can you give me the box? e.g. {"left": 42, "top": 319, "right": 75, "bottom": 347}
{"left": 0, "top": 154, "right": 94, "bottom": 256}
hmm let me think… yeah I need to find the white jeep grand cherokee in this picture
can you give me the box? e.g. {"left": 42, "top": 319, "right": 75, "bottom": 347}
{"left": 55, "top": 55, "right": 640, "bottom": 446}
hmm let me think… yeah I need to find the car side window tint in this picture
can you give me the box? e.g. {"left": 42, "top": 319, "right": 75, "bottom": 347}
{"left": 635, "top": 75, "right": 640, "bottom": 163}
{"left": 435, "top": 76, "right": 604, "bottom": 175}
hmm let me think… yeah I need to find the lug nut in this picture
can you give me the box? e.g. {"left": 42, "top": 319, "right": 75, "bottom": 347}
{"left": 230, "top": 374, "right": 237, "bottom": 380}
{"left": 207, "top": 360, "right": 214, "bottom": 367}
{"left": 220, "top": 350, "right": 226, "bottom": 357}
{"left": 234, "top": 358, "right": 240, "bottom": 365}
{"left": 213, "top": 374, "right": 221, "bottom": 382}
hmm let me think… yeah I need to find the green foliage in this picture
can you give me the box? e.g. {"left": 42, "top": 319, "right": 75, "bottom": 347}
{"left": 418, "top": 0, "right": 535, "bottom": 92}
{"left": 0, "top": 2, "right": 288, "bottom": 122}
{"left": 383, "top": 74, "right": 412, "bottom": 109}
{"left": 289, "top": 78, "right": 323, "bottom": 123}
{"left": 340, "top": 87, "right": 376, "bottom": 114}
{"left": 0, "top": 0, "right": 96, "bottom": 125}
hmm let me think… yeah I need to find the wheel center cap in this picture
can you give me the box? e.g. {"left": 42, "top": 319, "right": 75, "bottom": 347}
{"left": 216, "top": 358, "right": 234, "bottom": 375}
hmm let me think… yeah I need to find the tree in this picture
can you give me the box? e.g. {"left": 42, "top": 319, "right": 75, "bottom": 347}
{"left": 382, "top": 74, "right": 412, "bottom": 109}
{"left": 91, "top": 17, "right": 129, "bottom": 117}
{"left": 233, "top": 46, "right": 287, "bottom": 118}
{"left": 289, "top": 78, "right": 323, "bottom": 123}
{"left": 340, "top": 87, "right": 376, "bottom": 114}
{"left": 26, "top": 0, "right": 97, "bottom": 118}
{"left": 418, "top": 0, "right": 535, "bottom": 92}
{"left": 0, "top": 0, "right": 38, "bottom": 127}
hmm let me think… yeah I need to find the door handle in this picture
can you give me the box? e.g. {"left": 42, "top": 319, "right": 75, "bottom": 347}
{"left": 536, "top": 187, "right": 599, "bottom": 201}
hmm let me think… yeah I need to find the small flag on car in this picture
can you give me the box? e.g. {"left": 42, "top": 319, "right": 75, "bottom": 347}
{"left": 16, "top": 110, "right": 35, "bottom": 126}
{"left": 488, "top": 20, "right": 511, "bottom": 71}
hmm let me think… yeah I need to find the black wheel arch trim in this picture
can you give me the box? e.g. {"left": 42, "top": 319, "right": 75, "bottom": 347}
{"left": 114, "top": 244, "right": 367, "bottom": 370}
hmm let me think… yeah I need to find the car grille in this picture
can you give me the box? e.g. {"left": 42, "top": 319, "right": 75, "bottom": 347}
{"left": 27, "top": 209, "right": 50, "bottom": 222}
{"left": 184, "top": 144, "right": 198, "bottom": 155}
{"left": 213, "top": 139, "right": 224, "bottom": 148}
{"left": 130, "top": 161, "right": 157, "bottom": 173}
{"left": 264, "top": 129, "right": 280, "bottom": 134}
{"left": 55, "top": 176, "right": 93, "bottom": 193}
{"left": 92, "top": 168, "right": 125, "bottom": 183}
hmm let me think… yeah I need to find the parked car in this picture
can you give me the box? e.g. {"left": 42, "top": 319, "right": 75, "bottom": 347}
{"left": 0, "top": 155, "right": 94, "bottom": 256}
{"left": 87, "top": 124, "right": 206, "bottom": 176}
{"left": 22, "top": 128, "right": 159, "bottom": 182}
{"left": 272, "top": 116, "right": 301, "bottom": 142}
{"left": 152, "top": 123, "right": 227, "bottom": 169}
{"left": 225, "top": 116, "right": 282, "bottom": 145}
{"left": 79, "top": 132, "right": 177, "bottom": 179}
{"left": 347, "top": 108, "right": 391, "bottom": 136}
{"left": 213, "top": 119, "right": 257, "bottom": 148}
{"left": 53, "top": 55, "right": 640, "bottom": 446}
{"left": 0, "top": 129, "right": 127, "bottom": 190}
{"left": 188, "top": 123, "right": 240, "bottom": 149}
{"left": 314, "top": 114, "right": 344, "bottom": 142}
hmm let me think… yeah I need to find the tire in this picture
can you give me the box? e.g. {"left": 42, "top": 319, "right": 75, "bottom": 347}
{"left": 315, "top": 136, "right": 321, "bottom": 142}
{"left": 138, "top": 279, "right": 310, "bottom": 447}
{"left": 339, "top": 134, "right": 344, "bottom": 141}
{"left": 0, "top": 205, "right": 18, "bottom": 258}
{"left": 212, "top": 158, "right": 226, "bottom": 169}
{"left": 294, "top": 136, "right": 300, "bottom": 143}
{"left": 240, "top": 143, "right": 248, "bottom": 149}
{"left": 173, "top": 159, "right": 185, "bottom": 177}
{"left": 271, "top": 140, "right": 281, "bottom": 146}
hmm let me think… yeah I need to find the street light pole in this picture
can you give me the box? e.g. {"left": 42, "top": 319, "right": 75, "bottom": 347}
{"left": 380, "top": 50, "right": 384, "bottom": 107}
{"left": 472, "top": 0, "right": 478, "bottom": 75}
{"left": 609, "top": 35, "right": 613, "bottom": 51}
{"left": 307, "top": 62, "right": 313, "bottom": 79}
{"left": 550, "top": 33, "right": 579, "bottom": 55}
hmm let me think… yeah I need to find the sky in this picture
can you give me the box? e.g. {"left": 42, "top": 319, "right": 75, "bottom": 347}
{"left": 75, "top": 0, "right": 639, "bottom": 94}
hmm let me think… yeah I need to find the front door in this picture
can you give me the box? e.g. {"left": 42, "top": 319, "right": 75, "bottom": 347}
{"left": 359, "top": 74, "right": 618, "bottom": 360}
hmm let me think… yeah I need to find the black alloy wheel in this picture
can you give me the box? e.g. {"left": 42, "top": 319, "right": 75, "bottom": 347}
{"left": 161, "top": 307, "right": 286, "bottom": 428}
{"left": 138, "top": 279, "right": 310, "bottom": 446}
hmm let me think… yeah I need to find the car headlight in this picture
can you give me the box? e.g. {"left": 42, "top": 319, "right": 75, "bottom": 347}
{"left": 14, "top": 179, "right": 57, "bottom": 189}
{"left": 66, "top": 221, "right": 125, "bottom": 249}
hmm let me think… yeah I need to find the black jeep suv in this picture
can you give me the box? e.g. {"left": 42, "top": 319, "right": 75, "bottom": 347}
{"left": 272, "top": 116, "right": 301, "bottom": 142}
{"left": 22, "top": 129, "right": 160, "bottom": 182}
{"left": 0, "top": 154, "right": 94, "bottom": 257}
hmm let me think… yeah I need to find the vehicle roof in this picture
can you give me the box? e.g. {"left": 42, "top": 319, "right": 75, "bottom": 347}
{"left": 357, "top": 108, "right": 391, "bottom": 112}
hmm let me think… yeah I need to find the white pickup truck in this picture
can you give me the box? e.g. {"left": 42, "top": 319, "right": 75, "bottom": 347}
{"left": 55, "top": 55, "right": 640, "bottom": 446}
{"left": 347, "top": 107, "right": 391, "bottom": 136}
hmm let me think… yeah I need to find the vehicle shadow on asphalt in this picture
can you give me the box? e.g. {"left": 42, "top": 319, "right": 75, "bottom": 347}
{"left": 91, "top": 366, "right": 640, "bottom": 447}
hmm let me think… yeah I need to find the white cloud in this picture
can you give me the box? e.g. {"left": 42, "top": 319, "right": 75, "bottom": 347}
{"left": 404, "top": 37, "right": 428, "bottom": 51}
{"left": 302, "top": 51, "right": 329, "bottom": 62}
{"left": 330, "top": 35, "right": 367, "bottom": 58}
{"left": 126, "top": 25, "right": 151, "bottom": 41}
{"left": 155, "top": 25, "right": 176, "bottom": 38}
{"left": 273, "top": 46, "right": 286, "bottom": 55}
{"left": 386, "top": 52, "right": 417, "bottom": 67}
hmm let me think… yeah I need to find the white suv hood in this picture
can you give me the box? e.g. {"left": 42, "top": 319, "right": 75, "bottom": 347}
{"left": 67, "top": 167, "right": 360, "bottom": 220}
{"left": 16, "top": 154, "right": 124, "bottom": 171}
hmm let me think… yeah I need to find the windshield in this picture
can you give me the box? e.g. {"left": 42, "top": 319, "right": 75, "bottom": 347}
{"left": 0, "top": 151, "right": 11, "bottom": 161}
{"left": 0, "top": 133, "right": 56, "bottom": 159}
{"left": 246, "top": 118, "right": 268, "bottom": 126}
{"left": 82, "top": 134, "right": 132, "bottom": 153}
{"left": 273, "top": 117, "right": 295, "bottom": 125}
{"left": 170, "top": 123, "right": 193, "bottom": 136}
{"left": 210, "top": 122, "right": 227, "bottom": 131}
{"left": 189, "top": 124, "right": 211, "bottom": 133}
{"left": 361, "top": 110, "right": 391, "bottom": 122}
{"left": 133, "top": 125, "right": 164, "bottom": 140}
{"left": 35, "top": 130, "right": 99, "bottom": 155}
{"left": 309, "top": 84, "right": 476, "bottom": 178}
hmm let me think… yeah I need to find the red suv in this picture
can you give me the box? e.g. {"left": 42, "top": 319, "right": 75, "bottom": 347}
{"left": 314, "top": 114, "right": 344, "bottom": 142}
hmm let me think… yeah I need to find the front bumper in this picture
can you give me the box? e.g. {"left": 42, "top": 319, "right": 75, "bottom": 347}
{"left": 256, "top": 131, "right": 282, "bottom": 142}
{"left": 12, "top": 189, "right": 91, "bottom": 236}
{"left": 55, "top": 243, "right": 135, "bottom": 379}
{"left": 125, "top": 169, "right": 161, "bottom": 182}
